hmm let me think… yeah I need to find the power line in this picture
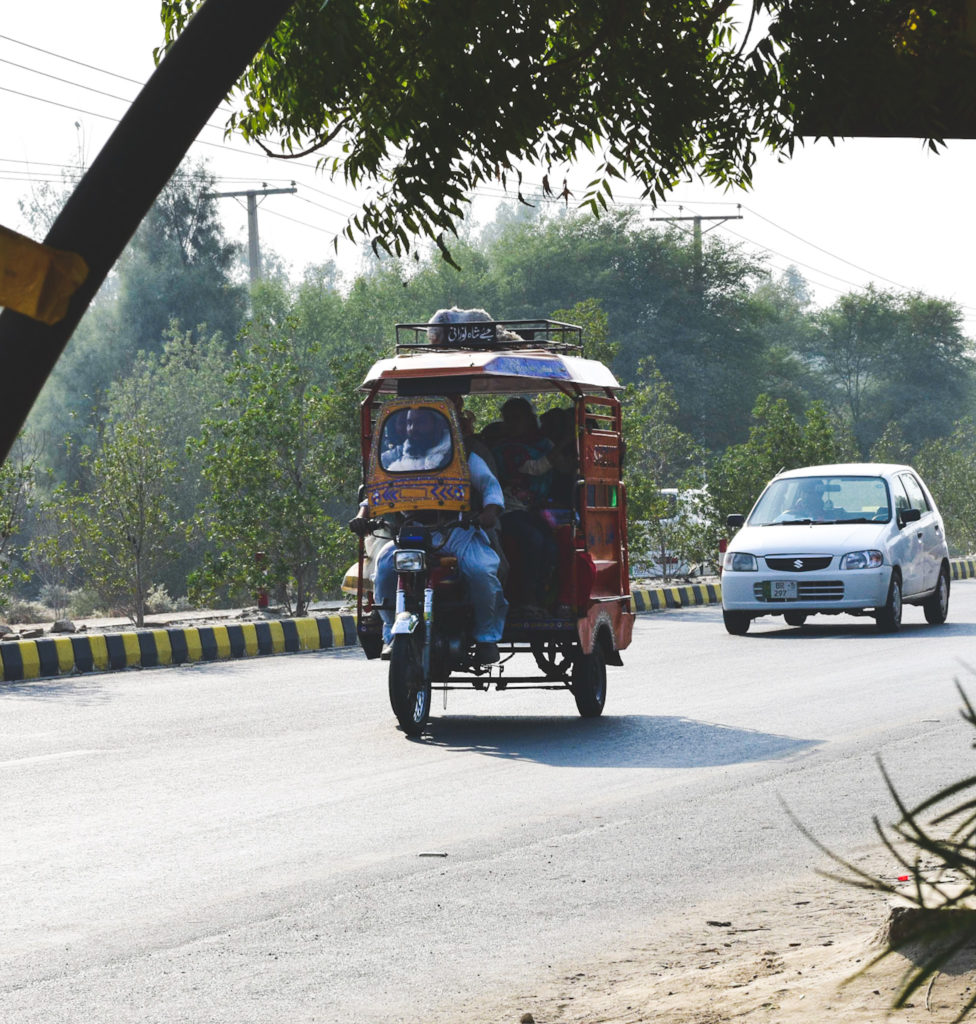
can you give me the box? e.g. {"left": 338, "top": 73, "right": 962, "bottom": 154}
{"left": 0, "top": 32, "right": 146, "bottom": 85}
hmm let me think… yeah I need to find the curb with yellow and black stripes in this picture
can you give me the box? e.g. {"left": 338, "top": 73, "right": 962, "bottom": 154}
{"left": 0, "top": 614, "right": 357, "bottom": 684}
{"left": 1, "top": 557, "right": 973, "bottom": 683}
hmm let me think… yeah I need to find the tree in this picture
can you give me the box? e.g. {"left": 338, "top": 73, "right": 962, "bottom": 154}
{"left": 710, "top": 394, "right": 856, "bottom": 519}
{"left": 914, "top": 420, "right": 976, "bottom": 556}
{"left": 0, "top": 439, "right": 36, "bottom": 612}
{"left": 622, "top": 358, "right": 709, "bottom": 578}
{"left": 160, "top": 1, "right": 976, "bottom": 263}
{"left": 115, "top": 162, "right": 248, "bottom": 358}
{"left": 102, "top": 326, "right": 237, "bottom": 597}
{"left": 191, "top": 326, "right": 356, "bottom": 616}
{"left": 63, "top": 415, "right": 183, "bottom": 626}
{"left": 805, "top": 287, "right": 973, "bottom": 454}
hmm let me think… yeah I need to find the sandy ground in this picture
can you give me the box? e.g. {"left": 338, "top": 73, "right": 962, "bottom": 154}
{"left": 453, "top": 852, "right": 976, "bottom": 1024}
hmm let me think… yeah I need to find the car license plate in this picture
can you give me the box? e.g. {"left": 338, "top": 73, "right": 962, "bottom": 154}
{"left": 769, "top": 581, "right": 798, "bottom": 600}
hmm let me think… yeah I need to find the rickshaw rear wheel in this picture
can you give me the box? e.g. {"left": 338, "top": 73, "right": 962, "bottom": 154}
{"left": 389, "top": 631, "right": 431, "bottom": 736}
{"left": 572, "top": 642, "right": 607, "bottom": 718}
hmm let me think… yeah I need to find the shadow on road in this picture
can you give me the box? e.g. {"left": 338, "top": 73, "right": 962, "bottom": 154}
{"left": 748, "top": 620, "right": 976, "bottom": 640}
{"left": 0, "top": 675, "right": 112, "bottom": 703}
{"left": 421, "top": 713, "right": 820, "bottom": 769}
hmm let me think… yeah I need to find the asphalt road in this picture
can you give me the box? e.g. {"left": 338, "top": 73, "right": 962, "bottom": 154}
{"left": 3, "top": 584, "right": 976, "bottom": 1022}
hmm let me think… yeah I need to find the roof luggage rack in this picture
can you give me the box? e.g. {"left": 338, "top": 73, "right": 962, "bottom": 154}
{"left": 394, "top": 318, "right": 582, "bottom": 355}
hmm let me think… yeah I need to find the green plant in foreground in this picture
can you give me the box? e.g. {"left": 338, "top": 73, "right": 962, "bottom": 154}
{"left": 789, "top": 672, "right": 976, "bottom": 1021}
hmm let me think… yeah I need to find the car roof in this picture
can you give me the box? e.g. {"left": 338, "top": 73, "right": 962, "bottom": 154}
{"left": 773, "top": 463, "right": 916, "bottom": 480}
{"left": 360, "top": 348, "right": 621, "bottom": 396}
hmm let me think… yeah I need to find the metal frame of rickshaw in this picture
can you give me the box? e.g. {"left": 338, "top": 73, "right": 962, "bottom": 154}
{"left": 355, "top": 319, "right": 634, "bottom": 691}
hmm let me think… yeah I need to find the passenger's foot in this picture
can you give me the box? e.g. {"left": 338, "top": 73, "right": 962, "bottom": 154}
{"left": 380, "top": 642, "right": 392, "bottom": 661}
{"left": 475, "top": 641, "right": 500, "bottom": 664}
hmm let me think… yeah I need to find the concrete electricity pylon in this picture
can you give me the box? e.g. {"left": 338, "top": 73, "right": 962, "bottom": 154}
{"left": 206, "top": 184, "right": 297, "bottom": 284}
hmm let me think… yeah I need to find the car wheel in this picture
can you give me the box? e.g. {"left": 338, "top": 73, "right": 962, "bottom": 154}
{"left": 876, "top": 573, "right": 902, "bottom": 633}
{"left": 923, "top": 565, "right": 950, "bottom": 625}
{"left": 723, "top": 610, "right": 751, "bottom": 636}
{"left": 783, "top": 611, "right": 807, "bottom": 627}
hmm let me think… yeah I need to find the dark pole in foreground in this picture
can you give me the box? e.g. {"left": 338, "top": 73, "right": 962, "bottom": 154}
{"left": 0, "top": 0, "right": 296, "bottom": 464}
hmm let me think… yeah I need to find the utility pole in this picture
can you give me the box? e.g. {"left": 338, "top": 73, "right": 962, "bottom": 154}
{"left": 645, "top": 206, "right": 744, "bottom": 446}
{"left": 206, "top": 184, "right": 297, "bottom": 284}
{"left": 647, "top": 206, "right": 743, "bottom": 295}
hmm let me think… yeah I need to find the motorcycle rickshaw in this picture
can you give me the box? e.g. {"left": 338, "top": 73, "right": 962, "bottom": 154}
{"left": 353, "top": 318, "right": 633, "bottom": 735}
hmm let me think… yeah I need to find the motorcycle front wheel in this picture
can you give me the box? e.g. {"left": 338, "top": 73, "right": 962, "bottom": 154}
{"left": 388, "top": 630, "right": 432, "bottom": 736}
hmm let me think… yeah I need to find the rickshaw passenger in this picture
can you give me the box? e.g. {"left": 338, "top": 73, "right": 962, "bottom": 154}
{"left": 492, "top": 398, "right": 559, "bottom": 615}
{"left": 539, "top": 406, "right": 577, "bottom": 507}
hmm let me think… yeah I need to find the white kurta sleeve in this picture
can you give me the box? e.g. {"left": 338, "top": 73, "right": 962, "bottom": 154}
{"left": 468, "top": 452, "right": 504, "bottom": 508}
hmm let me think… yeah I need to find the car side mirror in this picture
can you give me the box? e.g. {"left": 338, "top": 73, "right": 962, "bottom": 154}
{"left": 726, "top": 513, "right": 745, "bottom": 529}
{"left": 900, "top": 507, "right": 921, "bottom": 526}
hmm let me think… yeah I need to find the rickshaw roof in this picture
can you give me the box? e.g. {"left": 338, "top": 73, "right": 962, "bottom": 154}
{"left": 360, "top": 348, "right": 622, "bottom": 396}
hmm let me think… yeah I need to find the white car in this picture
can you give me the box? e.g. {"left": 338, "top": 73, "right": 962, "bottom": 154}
{"left": 721, "top": 463, "right": 950, "bottom": 634}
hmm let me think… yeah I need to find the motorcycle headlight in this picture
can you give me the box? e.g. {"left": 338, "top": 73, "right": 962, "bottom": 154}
{"left": 724, "top": 551, "right": 758, "bottom": 572}
{"left": 393, "top": 549, "right": 426, "bottom": 572}
{"left": 840, "top": 549, "right": 883, "bottom": 570}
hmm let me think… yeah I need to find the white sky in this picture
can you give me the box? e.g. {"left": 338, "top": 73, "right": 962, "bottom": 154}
{"left": 3, "top": 2, "right": 976, "bottom": 336}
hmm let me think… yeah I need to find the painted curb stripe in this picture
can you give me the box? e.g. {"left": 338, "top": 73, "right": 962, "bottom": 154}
{"left": 629, "top": 582, "right": 723, "bottom": 613}
{"left": 952, "top": 559, "right": 976, "bottom": 580}
{"left": 0, "top": 613, "right": 357, "bottom": 683}
{"left": 168, "top": 629, "right": 189, "bottom": 665}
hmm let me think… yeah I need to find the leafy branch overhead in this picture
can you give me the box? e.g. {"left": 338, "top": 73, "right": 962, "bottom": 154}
{"left": 158, "top": 1, "right": 976, "bottom": 260}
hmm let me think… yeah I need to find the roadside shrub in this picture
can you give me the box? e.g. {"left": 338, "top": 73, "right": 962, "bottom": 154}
{"left": 146, "top": 583, "right": 177, "bottom": 614}
{"left": 67, "top": 588, "right": 102, "bottom": 619}
{"left": 4, "top": 600, "right": 49, "bottom": 625}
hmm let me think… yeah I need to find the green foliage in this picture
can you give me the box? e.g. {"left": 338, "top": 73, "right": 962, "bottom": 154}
{"left": 622, "top": 358, "right": 710, "bottom": 577}
{"left": 710, "top": 394, "right": 856, "bottom": 519}
{"left": 552, "top": 297, "right": 616, "bottom": 365}
{"left": 160, "top": 0, "right": 783, "bottom": 260}
{"left": 806, "top": 286, "right": 972, "bottom": 454}
{"left": 191, "top": 325, "right": 358, "bottom": 615}
{"left": 0, "top": 441, "right": 35, "bottom": 611}
{"left": 914, "top": 420, "right": 976, "bottom": 556}
{"left": 56, "top": 416, "right": 183, "bottom": 627}
{"left": 104, "top": 326, "right": 236, "bottom": 595}
{"left": 478, "top": 208, "right": 778, "bottom": 449}
{"left": 115, "top": 162, "right": 248, "bottom": 357}
{"left": 158, "top": 2, "right": 976, "bottom": 261}
{"left": 27, "top": 480, "right": 85, "bottom": 616}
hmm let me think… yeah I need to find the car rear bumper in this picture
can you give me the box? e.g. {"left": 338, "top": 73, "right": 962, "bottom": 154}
{"left": 721, "top": 565, "right": 892, "bottom": 615}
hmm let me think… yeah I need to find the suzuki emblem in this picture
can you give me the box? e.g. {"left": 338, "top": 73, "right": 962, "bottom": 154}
{"left": 793, "top": 559, "right": 804, "bottom": 569}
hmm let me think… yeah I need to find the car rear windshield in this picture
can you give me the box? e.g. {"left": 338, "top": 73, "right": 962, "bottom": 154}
{"left": 749, "top": 476, "right": 891, "bottom": 526}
